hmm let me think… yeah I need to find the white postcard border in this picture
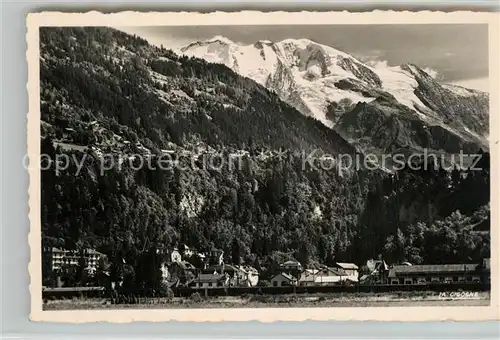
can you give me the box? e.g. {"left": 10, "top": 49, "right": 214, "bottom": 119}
{"left": 27, "top": 10, "right": 500, "bottom": 323}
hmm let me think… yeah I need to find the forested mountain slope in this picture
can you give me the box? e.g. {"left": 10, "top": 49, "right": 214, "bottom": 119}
{"left": 40, "top": 27, "right": 489, "bottom": 291}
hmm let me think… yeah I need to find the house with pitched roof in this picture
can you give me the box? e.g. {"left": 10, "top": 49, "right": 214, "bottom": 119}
{"left": 192, "top": 273, "right": 229, "bottom": 288}
{"left": 202, "top": 264, "right": 241, "bottom": 286}
{"left": 333, "top": 262, "right": 359, "bottom": 281}
{"left": 281, "top": 260, "right": 302, "bottom": 271}
{"left": 166, "top": 260, "right": 197, "bottom": 287}
{"left": 236, "top": 265, "right": 260, "bottom": 287}
{"left": 359, "top": 259, "right": 390, "bottom": 284}
{"left": 279, "top": 259, "right": 303, "bottom": 279}
{"left": 299, "top": 266, "right": 349, "bottom": 286}
{"left": 271, "top": 272, "right": 298, "bottom": 287}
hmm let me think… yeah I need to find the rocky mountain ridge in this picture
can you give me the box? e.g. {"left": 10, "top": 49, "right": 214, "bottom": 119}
{"left": 181, "top": 36, "right": 489, "bottom": 156}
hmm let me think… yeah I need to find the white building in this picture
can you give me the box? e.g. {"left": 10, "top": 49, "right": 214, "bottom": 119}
{"left": 235, "top": 265, "right": 260, "bottom": 287}
{"left": 192, "top": 273, "right": 229, "bottom": 288}
{"left": 300, "top": 267, "right": 349, "bottom": 286}
{"left": 170, "top": 248, "right": 182, "bottom": 263}
{"left": 334, "top": 262, "right": 359, "bottom": 282}
{"left": 46, "top": 247, "right": 103, "bottom": 273}
{"left": 280, "top": 260, "right": 302, "bottom": 273}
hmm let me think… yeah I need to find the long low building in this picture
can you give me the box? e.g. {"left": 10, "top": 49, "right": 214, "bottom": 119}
{"left": 388, "top": 263, "right": 482, "bottom": 285}
{"left": 299, "top": 266, "right": 356, "bottom": 286}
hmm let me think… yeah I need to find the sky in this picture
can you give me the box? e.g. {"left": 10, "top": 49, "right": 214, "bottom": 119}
{"left": 117, "top": 24, "right": 489, "bottom": 92}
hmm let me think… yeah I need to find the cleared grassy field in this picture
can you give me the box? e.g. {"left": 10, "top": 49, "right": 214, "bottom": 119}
{"left": 43, "top": 291, "right": 490, "bottom": 310}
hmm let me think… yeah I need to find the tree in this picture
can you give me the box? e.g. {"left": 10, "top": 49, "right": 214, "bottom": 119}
{"left": 396, "top": 228, "right": 406, "bottom": 261}
{"left": 231, "top": 237, "right": 241, "bottom": 265}
{"left": 383, "top": 235, "right": 397, "bottom": 263}
{"left": 295, "top": 241, "right": 311, "bottom": 269}
{"left": 257, "top": 280, "right": 270, "bottom": 287}
{"left": 339, "top": 98, "right": 354, "bottom": 110}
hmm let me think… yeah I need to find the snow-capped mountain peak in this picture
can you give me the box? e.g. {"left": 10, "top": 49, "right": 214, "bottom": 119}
{"left": 180, "top": 36, "right": 488, "bottom": 151}
{"left": 181, "top": 35, "right": 234, "bottom": 49}
{"left": 181, "top": 37, "right": 378, "bottom": 123}
{"left": 207, "top": 35, "right": 234, "bottom": 44}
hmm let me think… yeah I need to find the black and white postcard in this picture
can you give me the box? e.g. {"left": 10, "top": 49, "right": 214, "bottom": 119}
{"left": 27, "top": 10, "right": 499, "bottom": 322}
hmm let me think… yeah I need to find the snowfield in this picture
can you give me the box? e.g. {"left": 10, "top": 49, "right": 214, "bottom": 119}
{"left": 181, "top": 36, "right": 482, "bottom": 127}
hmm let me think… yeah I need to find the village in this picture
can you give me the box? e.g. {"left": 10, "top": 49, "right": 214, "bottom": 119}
{"left": 42, "top": 244, "right": 491, "bottom": 300}
{"left": 44, "top": 117, "right": 290, "bottom": 171}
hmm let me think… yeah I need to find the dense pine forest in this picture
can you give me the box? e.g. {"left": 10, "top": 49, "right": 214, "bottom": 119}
{"left": 40, "top": 27, "right": 490, "bottom": 292}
